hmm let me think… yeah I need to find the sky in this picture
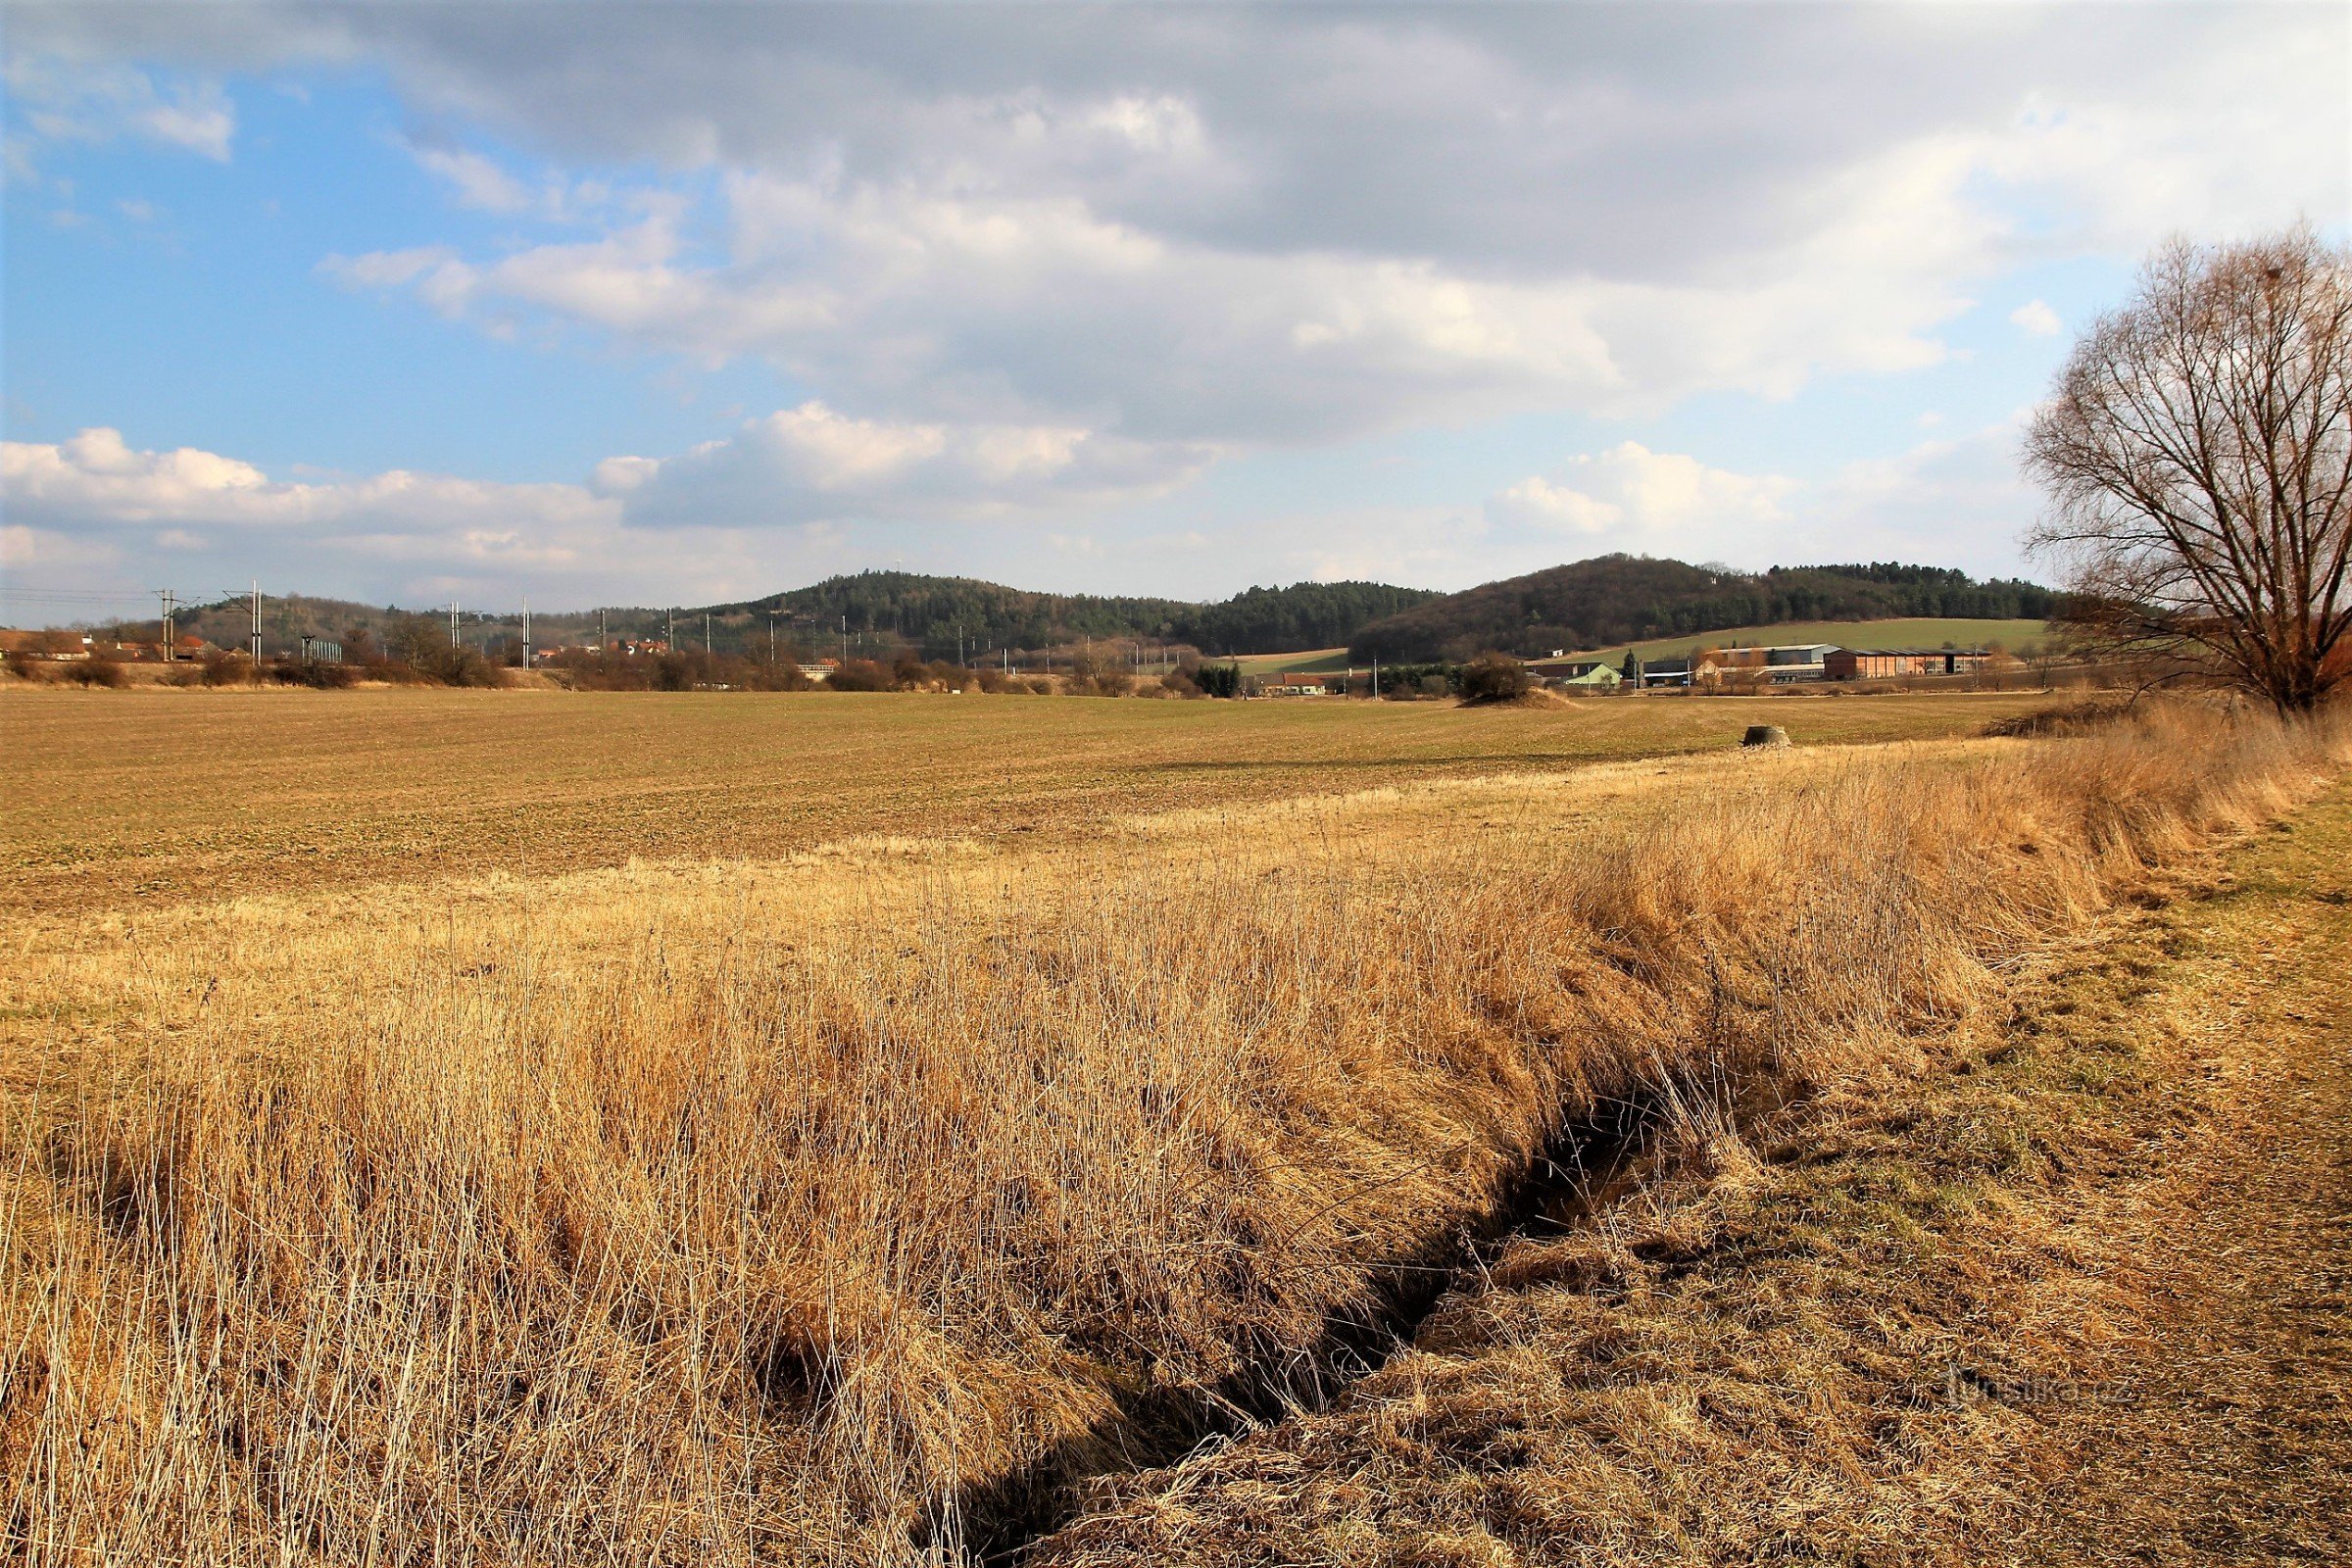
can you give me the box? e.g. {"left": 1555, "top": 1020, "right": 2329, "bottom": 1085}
{"left": 3, "top": 3, "right": 2346, "bottom": 618}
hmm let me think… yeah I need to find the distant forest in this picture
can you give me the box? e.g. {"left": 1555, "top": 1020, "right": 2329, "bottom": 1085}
{"left": 738, "top": 572, "right": 1437, "bottom": 659}
{"left": 1348, "top": 556, "right": 2059, "bottom": 663}
{"left": 133, "top": 573, "right": 1438, "bottom": 662}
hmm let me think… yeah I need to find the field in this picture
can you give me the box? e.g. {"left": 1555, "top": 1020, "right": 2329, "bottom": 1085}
{"left": 1570, "top": 615, "right": 2050, "bottom": 663}
{"left": 4, "top": 686, "right": 2346, "bottom": 1565}
{"left": 1229, "top": 647, "right": 1353, "bottom": 675}
{"left": 0, "top": 685, "right": 2066, "bottom": 913}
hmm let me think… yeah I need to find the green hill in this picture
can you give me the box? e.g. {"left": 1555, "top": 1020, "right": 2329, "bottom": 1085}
{"left": 1348, "top": 556, "right": 2059, "bottom": 663}
{"left": 728, "top": 571, "right": 1435, "bottom": 660}
{"left": 95, "top": 574, "right": 1438, "bottom": 662}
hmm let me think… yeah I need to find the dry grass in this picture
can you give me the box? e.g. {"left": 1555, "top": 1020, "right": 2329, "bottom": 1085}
{"left": 0, "top": 685, "right": 2068, "bottom": 913}
{"left": 1033, "top": 730, "right": 2352, "bottom": 1568}
{"left": 2, "top": 701, "right": 2342, "bottom": 1565}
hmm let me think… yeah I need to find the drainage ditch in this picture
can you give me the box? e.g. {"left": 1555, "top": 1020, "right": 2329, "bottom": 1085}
{"left": 943, "top": 1083, "right": 1705, "bottom": 1564}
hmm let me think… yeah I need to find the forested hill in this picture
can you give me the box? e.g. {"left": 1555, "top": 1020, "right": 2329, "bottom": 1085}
{"left": 733, "top": 572, "right": 1437, "bottom": 658}
{"left": 1348, "top": 556, "right": 2058, "bottom": 663}
{"left": 119, "top": 575, "right": 1434, "bottom": 661}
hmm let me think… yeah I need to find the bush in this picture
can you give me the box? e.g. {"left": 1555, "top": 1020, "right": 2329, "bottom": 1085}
{"left": 1159, "top": 669, "right": 1203, "bottom": 699}
{"left": 1458, "top": 653, "right": 1533, "bottom": 705}
{"left": 828, "top": 659, "right": 896, "bottom": 693}
{"left": 270, "top": 657, "right": 358, "bottom": 690}
{"left": 60, "top": 656, "right": 126, "bottom": 689}
{"left": 4, "top": 650, "right": 37, "bottom": 681}
{"left": 198, "top": 650, "right": 255, "bottom": 687}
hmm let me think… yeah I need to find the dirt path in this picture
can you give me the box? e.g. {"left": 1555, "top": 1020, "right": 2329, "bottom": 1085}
{"left": 1029, "top": 782, "right": 2352, "bottom": 1566}
{"left": 2010, "top": 812, "right": 2352, "bottom": 1564}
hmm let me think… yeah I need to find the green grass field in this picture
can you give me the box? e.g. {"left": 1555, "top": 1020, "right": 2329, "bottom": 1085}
{"left": 1229, "top": 647, "right": 1354, "bottom": 675}
{"left": 1569, "top": 616, "right": 2050, "bottom": 665}
{"left": 3, "top": 684, "right": 2067, "bottom": 914}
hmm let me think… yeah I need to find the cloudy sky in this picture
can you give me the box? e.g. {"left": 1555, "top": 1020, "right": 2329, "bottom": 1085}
{"left": 4, "top": 2, "right": 2345, "bottom": 616}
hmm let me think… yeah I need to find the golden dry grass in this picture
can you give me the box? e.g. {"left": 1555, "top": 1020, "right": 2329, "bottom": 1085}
{"left": 1, "top": 697, "right": 2342, "bottom": 1564}
{"left": 1033, "top": 744, "right": 2352, "bottom": 1568}
{"left": 0, "top": 684, "right": 2066, "bottom": 913}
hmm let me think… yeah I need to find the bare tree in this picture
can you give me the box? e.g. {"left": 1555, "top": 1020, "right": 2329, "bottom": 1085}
{"left": 2025, "top": 227, "right": 2352, "bottom": 711}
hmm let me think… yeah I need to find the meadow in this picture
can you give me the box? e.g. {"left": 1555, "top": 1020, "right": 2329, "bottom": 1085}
{"left": 1572, "top": 616, "right": 2051, "bottom": 663}
{"left": 5, "top": 683, "right": 2345, "bottom": 1565}
{"left": 1, "top": 685, "right": 2063, "bottom": 913}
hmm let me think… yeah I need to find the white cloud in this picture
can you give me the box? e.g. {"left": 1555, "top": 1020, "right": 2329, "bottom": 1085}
{"left": 1475, "top": 421, "right": 2039, "bottom": 581}
{"left": 305, "top": 8, "right": 2342, "bottom": 451}
{"left": 5, "top": 5, "right": 2343, "bottom": 599}
{"left": 403, "top": 139, "right": 609, "bottom": 221}
{"left": 2, "top": 57, "right": 234, "bottom": 165}
{"left": 1486, "top": 475, "right": 1620, "bottom": 535}
{"left": 600, "top": 401, "right": 1215, "bottom": 527}
{"left": 0, "top": 416, "right": 1218, "bottom": 604}
{"left": 1488, "top": 443, "right": 1796, "bottom": 549}
{"left": 1, "top": 428, "right": 613, "bottom": 568}
{"left": 2009, "top": 298, "right": 2063, "bottom": 336}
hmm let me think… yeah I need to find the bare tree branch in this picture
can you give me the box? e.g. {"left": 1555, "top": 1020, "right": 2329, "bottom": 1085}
{"left": 2025, "top": 227, "right": 2352, "bottom": 712}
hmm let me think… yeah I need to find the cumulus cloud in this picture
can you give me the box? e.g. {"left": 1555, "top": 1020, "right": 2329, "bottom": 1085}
{"left": 1478, "top": 422, "right": 2040, "bottom": 581}
{"left": 1, "top": 416, "right": 1219, "bottom": 602}
{"left": 307, "top": 17, "right": 2336, "bottom": 444}
{"left": 1488, "top": 443, "right": 1797, "bottom": 550}
{"left": 2009, "top": 298, "right": 2064, "bottom": 336}
{"left": 2, "top": 428, "right": 613, "bottom": 577}
{"left": 597, "top": 402, "right": 1214, "bottom": 527}
{"left": 33, "top": 2, "right": 2315, "bottom": 448}
{"left": 6, "top": 4, "right": 2342, "bottom": 597}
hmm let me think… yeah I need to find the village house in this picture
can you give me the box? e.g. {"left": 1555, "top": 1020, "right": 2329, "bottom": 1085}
{"left": 1525, "top": 657, "right": 1622, "bottom": 689}
{"left": 1258, "top": 670, "right": 1346, "bottom": 696}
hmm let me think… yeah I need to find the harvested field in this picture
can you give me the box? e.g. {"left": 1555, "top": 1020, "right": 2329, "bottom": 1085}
{"left": 0, "top": 686, "right": 2063, "bottom": 914}
{"left": 3, "top": 697, "right": 2342, "bottom": 1565}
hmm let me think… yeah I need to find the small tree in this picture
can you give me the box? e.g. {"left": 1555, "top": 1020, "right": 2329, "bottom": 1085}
{"left": 1457, "top": 653, "right": 1532, "bottom": 705}
{"left": 2025, "top": 228, "right": 2352, "bottom": 711}
{"left": 1193, "top": 662, "right": 1243, "bottom": 699}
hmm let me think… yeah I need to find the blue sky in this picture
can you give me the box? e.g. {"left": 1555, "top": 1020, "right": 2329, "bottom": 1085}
{"left": 5, "top": 3, "right": 2345, "bottom": 617}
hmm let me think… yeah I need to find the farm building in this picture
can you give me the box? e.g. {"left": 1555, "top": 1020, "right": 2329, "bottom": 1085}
{"left": 1692, "top": 643, "right": 1838, "bottom": 685}
{"left": 1635, "top": 656, "right": 1694, "bottom": 688}
{"left": 1826, "top": 648, "right": 1993, "bottom": 680}
{"left": 1524, "top": 657, "right": 1621, "bottom": 688}
{"left": 1259, "top": 671, "right": 1346, "bottom": 696}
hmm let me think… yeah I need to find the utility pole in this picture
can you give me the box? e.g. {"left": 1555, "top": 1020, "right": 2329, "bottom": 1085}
{"left": 155, "top": 589, "right": 177, "bottom": 661}
{"left": 768, "top": 615, "right": 777, "bottom": 662}
{"left": 705, "top": 612, "right": 712, "bottom": 655}
{"left": 840, "top": 612, "right": 848, "bottom": 667}
{"left": 521, "top": 597, "right": 531, "bottom": 668}
{"left": 598, "top": 608, "right": 607, "bottom": 653}
{"left": 249, "top": 582, "right": 263, "bottom": 664}
{"left": 450, "top": 601, "right": 461, "bottom": 650}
